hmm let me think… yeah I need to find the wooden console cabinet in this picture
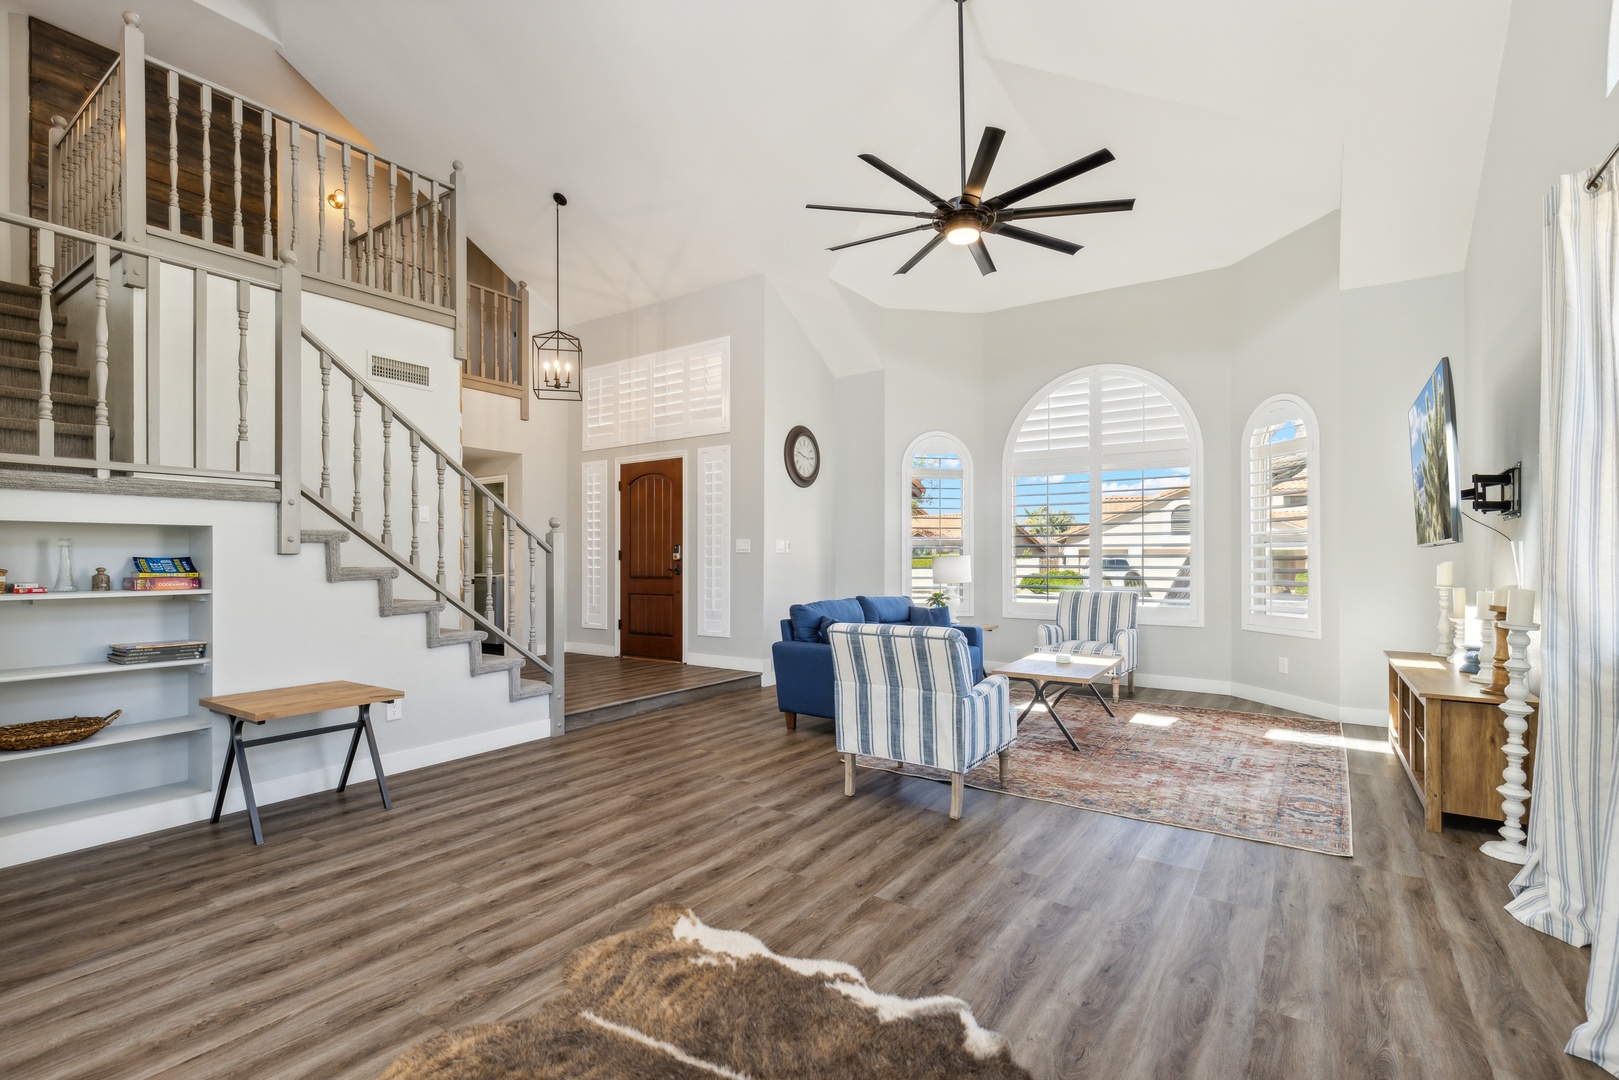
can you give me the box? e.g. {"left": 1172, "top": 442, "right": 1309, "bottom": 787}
{"left": 1386, "top": 650, "right": 1537, "bottom": 833}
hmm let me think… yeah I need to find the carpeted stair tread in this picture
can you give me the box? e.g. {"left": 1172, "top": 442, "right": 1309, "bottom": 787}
{"left": 0, "top": 415, "right": 94, "bottom": 436}
{"left": 0, "top": 383, "right": 96, "bottom": 408}
{"left": 511, "top": 678, "right": 552, "bottom": 701}
{"left": 0, "top": 326, "right": 77, "bottom": 351}
{"left": 332, "top": 565, "right": 398, "bottom": 582}
{"left": 384, "top": 599, "right": 444, "bottom": 616}
{"left": 428, "top": 629, "right": 484, "bottom": 647}
{"left": 0, "top": 301, "right": 68, "bottom": 325}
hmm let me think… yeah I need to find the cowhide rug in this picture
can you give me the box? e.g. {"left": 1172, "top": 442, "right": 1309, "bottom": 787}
{"left": 383, "top": 905, "right": 1030, "bottom": 1079}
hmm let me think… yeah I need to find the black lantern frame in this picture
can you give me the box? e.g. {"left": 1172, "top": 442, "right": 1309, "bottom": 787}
{"left": 532, "top": 328, "right": 582, "bottom": 402}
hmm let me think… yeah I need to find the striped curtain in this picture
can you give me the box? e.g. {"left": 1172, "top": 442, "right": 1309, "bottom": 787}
{"left": 1506, "top": 169, "right": 1619, "bottom": 1072}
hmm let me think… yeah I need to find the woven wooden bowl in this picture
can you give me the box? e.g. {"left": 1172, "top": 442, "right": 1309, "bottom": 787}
{"left": 0, "top": 710, "right": 123, "bottom": 752}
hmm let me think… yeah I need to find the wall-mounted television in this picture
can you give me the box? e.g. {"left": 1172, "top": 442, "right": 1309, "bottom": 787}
{"left": 1408, "top": 356, "right": 1463, "bottom": 547}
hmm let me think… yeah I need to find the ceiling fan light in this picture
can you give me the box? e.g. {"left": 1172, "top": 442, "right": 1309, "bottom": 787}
{"left": 945, "top": 222, "right": 981, "bottom": 245}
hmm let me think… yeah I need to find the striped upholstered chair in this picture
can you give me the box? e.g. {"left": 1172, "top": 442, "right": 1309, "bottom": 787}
{"left": 1037, "top": 588, "right": 1140, "bottom": 702}
{"left": 827, "top": 622, "right": 1014, "bottom": 821}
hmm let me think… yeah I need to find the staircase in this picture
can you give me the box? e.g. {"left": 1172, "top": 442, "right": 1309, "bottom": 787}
{"left": 302, "top": 529, "right": 552, "bottom": 704}
{"left": 0, "top": 280, "right": 94, "bottom": 458}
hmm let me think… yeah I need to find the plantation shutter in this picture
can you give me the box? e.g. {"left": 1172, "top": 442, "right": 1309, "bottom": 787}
{"left": 698, "top": 445, "right": 731, "bottom": 637}
{"left": 580, "top": 460, "right": 609, "bottom": 628}
{"left": 1247, "top": 418, "right": 1310, "bottom": 619}
{"left": 582, "top": 338, "right": 730, "bottom": 450}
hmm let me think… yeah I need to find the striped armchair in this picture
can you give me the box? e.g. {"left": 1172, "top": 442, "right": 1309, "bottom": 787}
{"left": 828, "top": 622, "right": 1014, "bottom": 820}
{"left": 1037, "top": 589, "right": 1140, "bottom": 702}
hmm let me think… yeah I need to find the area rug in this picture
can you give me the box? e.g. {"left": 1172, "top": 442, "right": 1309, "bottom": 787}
{"left": 383, "top": 905, "right": 1030, "bottom": 1079}
{"left": 858, "top": 696, "right": 1353, "bottom": 856}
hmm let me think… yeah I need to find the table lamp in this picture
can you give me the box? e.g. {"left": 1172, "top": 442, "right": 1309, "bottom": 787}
{"left": 931, "top": 554, "right": 972, "bottom": 606}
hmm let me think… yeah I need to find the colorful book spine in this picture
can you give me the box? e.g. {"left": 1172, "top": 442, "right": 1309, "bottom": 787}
{"left": 131, "top": 557, "right": 199, "bottom": 577}
{"left": 122, "top": 577, "right": 202, "bottom": 591}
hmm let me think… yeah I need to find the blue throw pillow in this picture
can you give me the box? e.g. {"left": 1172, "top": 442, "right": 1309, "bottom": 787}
{"left": 815, "top": 615, "right": 839, "bottom": 643}
{"left": 857, "top": 595, "right": 913, "bottom": 623}
{"left": 908, "top": 605, "right": 952, "bottom": 626}
{"left": 788, "top": 597, "right": 864, "bottom": 642}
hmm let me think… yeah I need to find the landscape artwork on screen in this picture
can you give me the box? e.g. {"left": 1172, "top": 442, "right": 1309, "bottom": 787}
{"left": 1408, "top": 357, "right": 1463, "bottom": 547}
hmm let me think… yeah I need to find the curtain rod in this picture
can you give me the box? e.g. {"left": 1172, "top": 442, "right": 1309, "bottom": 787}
{"left": 1588, "top": 138, "right": 1619, "bottom": 191}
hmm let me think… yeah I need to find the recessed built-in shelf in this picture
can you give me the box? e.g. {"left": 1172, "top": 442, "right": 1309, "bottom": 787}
{"left": 0, "top": 715, "right": 212, "bottom": 762}
{"left": 0, "top": 589, "right": 211, "bottom": 604}
{"left": 0, "top": 658, "right": 211, "bottom": 685}
{"left": 0, "top": 781, "right": 213, "bottom": 840}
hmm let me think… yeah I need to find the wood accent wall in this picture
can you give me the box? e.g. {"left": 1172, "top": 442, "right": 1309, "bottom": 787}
{"left": 28, "top": 17, "right": 275, "bottom": 256}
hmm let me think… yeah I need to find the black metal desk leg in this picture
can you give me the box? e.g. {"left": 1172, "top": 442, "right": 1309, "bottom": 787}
{"left": 336, "top": 713, "right": 365, "bottom": 794}
{"left": 232, "top": 722, "right": 264, "bottom": 845}
{"left": 359, "top": 703, "right": 392, "bottom": 810}
{"left": 209, "top": 717, "right": 240, "bottom": 824}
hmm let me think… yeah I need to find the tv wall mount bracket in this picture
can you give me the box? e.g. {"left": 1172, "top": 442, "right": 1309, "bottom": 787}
{"left": 1462, "top": 463, "right": 1521, "bottom": 518}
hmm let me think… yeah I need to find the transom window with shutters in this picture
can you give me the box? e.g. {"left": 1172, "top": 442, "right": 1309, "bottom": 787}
{"left": 583, "top": 338, "right": 730, "bottom": 450}
{"left": 1004, "top": 365, "right": 1202, "bottom": 624}
{"left": 1243, "top": 394, "right": 1320, "bottom": 637}
{"left": 902, "top": 432, "right": 972, "bottom": 614}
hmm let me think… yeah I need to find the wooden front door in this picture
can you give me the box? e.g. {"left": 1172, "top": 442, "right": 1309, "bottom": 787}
{"left": 619, "top": 459, "right": 683, "bottom": 661}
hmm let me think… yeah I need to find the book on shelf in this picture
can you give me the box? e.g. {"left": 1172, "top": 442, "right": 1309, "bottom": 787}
{"left": 108, "top": 650, "right": 207, "bottom": 664}
{"left": 108, "top": 639, "right": 208, "bottom": 653}
{"left": 122, "top": 576, "right": 202, "bottom": 591}
{"left": 130, "top": 557, "right": 199, "bottom": 577}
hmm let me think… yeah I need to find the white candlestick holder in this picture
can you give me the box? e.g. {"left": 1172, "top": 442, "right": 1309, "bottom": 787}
{"left": 1481, "top": 620, "right": 1537, "bottom": 864}
{"left": 1433, "top": 586, "right": 1452, "bottom": 657}
{"left": 1451, "top": 617, "right": 1468, "bottom": 667}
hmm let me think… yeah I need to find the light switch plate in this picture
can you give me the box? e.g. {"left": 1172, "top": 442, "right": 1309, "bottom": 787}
{"left": 1278, "top": 657, "right": 1289, "bottom": 675}
{"left": 418, "top": 506, "right": 431, "bottom": 523}
{"left": 735, "top": 539, "right": 751, "bottom": 553}
{"left": 386, "top": 701, "right": 403, "bottom": 721}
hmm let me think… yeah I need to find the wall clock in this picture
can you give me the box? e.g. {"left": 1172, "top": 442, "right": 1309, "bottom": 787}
{"left": 784, "top": 425, "right": 820, "bottom": 487}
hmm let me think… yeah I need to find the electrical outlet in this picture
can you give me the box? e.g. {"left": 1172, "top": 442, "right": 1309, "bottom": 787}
{"left": 418, "top": 506, "right": 430, "bottom": 523}
{"left": 385, "top": 701, "right": 403, "bottom": 721}
{"left": 735, "top": 539, "right": 751, "bottom": 553}
{"left": 775, "top": 539, "right": 788, "bottom": 554}
{"left": 1278, "top": 657, "right": 1289, "bottom": 675}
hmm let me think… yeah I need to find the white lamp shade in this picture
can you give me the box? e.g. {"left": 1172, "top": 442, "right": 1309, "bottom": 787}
{"left": 931, "top": 554, "right": 972, "bottom": 585}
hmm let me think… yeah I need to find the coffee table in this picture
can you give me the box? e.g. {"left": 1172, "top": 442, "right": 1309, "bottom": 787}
{"left": 990, "top": 652, "right": 1123, "bottom": 750}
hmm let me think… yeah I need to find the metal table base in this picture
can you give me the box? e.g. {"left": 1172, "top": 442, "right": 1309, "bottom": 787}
{"left": 1005, "top": 675, "right": 1116, "bottom": 751}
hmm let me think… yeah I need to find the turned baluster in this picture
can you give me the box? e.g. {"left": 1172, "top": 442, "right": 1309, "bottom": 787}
{"left": 318, "top": 351, "right": 332, "bottom": 500}
{"left": 428, "top": 178, "right": 440, "bottom": 303}
{"left": 483, "top": 498, "right": 496, "bottom": 625}
{"left": 351, "top": 378, "right": 364, "bottom": 527}
{"left": 528, "top": 533, "right": 538, "bottom": 654}
{"left": 199, "top": 85, "right": 213, "bottom": 243}
{"left": 435, "top": 455, "right": 447, "bottom": 587}
{"left": 107, "top": 92, "right": 122, "bottom": 239}
{"left": 386, "top": 162, "right": 399, "bottom": 295}
{"left": 339, "top": 144, "right": 352, "bottom": 281}
{"left": 461, "top": 478, "right": 473, "bottom": 607}
{"left": 230, "top": 97, "right": 244, "bottom": 250}
{"left": 235, "top": 279, "right": 250, "bottom": 471}
{"left": 363, "top": 152, "right": 376, "bottom": 287}
{"left": 409, "top": 170, "right": 422, "bottom": 299}
{"left": 507, "top": 513, "right": 516, "bottom": 637}
{"left": 261, "top": 109, "right": 274, "bottom": 257}
{"left": 315, "top": 132, "right": 327, "bottom": 273}
{"left": 409, "top": 430, "right": 421, "bottom": 567}
{"left": 288, "top": 124, "right": 300, "bottom": 256}
{"left": 35, "top": 230, "right": 55, "bottom": 457}
{"left": 92, "top": 245, "right": 110, "bottom": 466}
{"left": 381, "top": 406, "right": 394, "bottom": 547}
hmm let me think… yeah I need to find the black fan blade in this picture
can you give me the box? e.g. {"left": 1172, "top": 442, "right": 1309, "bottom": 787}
{"left": 969, "top": 238, "right": 997, "bottom": 276}
{"left": 1000, "top": 198, "right": 1135, "bottom": 221}
{"left": 895, "top": 234, "right": 944, "bottom": 275}
{"left": 827, "top": 224, "right": 935, "bottom": 252}
{"left": 859, "top": 154, "right": 951, "bottom": 209}
{"left": 991, "top": 223, "right": 1082, "bottom": 255}
{"left": 963, "top": 127, "right": 1006, "bottom": 203}
{"left": 807, "top": 204, "right": 937, "bottom": 219}
{"left": 986, "top": 148, "right": 1115, "bottom": 210}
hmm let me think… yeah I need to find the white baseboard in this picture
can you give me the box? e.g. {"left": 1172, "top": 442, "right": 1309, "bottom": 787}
{"left": 566, "top": 640, "right": 618, "bottom": 657}
{"left": 1338, "top": 706, "right": 1388, "bottom": 730}
{"left": 686, "top": 652, "right": 764, "bottom": 675}
{"left": 0, "top": 714, "right": 558, "bottom": 869}
{"left": 983, "top": 659, "right": 1350, "bottom": 723}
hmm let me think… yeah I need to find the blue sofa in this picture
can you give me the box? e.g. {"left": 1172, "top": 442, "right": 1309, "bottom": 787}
{"left": 771, "top": 594, "right": 985, "bottom": 729}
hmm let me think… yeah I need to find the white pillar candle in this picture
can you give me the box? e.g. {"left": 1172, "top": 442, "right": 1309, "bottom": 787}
{"left": 1507, "top": 588, "right": 1537, "bottom": 625}
{"left": 1437, "top": 561, "right": 1455, "bottom": 586}
{"left": 1452, "top": 586, "right": 1468, "bottom": 615}
{"left": 1494, "top": 585, "right": 1513, "bottom": 607}
{"left": 1476, "top": 589, "right": 1491, "bottom": 614}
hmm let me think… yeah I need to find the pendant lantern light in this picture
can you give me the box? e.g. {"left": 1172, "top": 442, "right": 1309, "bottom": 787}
{"left": 533, "top": 192, "right": 582, "bottom": 401}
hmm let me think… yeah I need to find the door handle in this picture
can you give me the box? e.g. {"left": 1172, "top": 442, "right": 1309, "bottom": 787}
{"left": 672, "top": 543, "right": 682, "bottom": 576}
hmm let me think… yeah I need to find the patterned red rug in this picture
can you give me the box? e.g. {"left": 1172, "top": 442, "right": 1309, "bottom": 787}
{"left": 858, "top": 695, "right": 1352, "bottom": 856}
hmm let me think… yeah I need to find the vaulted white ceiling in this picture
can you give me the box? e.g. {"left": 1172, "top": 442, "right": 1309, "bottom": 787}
{"left": 42, "top": 1, "right": 1512, "bottom": 330}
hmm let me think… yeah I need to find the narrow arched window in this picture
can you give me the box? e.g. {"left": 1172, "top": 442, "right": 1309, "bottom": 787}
{"left": 1243, "top": 394, "right": 1321, "bottom": 637}
{"left": 902, "top": 432, "right": 972, "bottom": 614}
{"left": 1004, "top": 366, "right": 1202, "bottom": 624}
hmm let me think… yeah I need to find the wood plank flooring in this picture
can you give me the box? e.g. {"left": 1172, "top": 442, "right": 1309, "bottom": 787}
{"left": 0, "top": 685, "right": 1601, "bottom": 1080}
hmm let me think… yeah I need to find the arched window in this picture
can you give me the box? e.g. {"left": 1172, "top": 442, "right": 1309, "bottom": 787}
{"left": 902, "top": 432, "right": 972, "bottom": 614}
{"left": 1004, "top": 365, "right": 1202, "bottom": 624}
{"left": 1243, "top": 394, "right": 1320, "bottom": 637}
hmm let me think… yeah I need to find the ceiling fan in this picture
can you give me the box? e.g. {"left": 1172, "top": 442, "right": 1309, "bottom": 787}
{"left": 809, "top": 0, "right": 1135, "bottom": 276}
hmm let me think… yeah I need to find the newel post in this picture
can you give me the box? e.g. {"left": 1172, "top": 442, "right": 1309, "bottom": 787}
{"left": 546, "top": 516, "right": 566, "bottom": 720}
{"left": 46, "top": 115, "right": 67, "bottom": 226}
{"left": 450, "top": 160, "right": 468, "bottom": 363}
{"left": 276, "top": 251, "right": 303, "bottom": 554}
{"left": 118, "top": 13, "right": 146, "bottom": 281}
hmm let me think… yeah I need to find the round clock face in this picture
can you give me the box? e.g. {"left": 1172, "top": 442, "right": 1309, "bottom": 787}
{"left": 785, "top": 426, "right": 820, "bottom": 487}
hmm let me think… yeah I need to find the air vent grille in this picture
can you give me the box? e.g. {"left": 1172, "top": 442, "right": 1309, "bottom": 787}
{"left": 371, "top": 355, "right": 430, "bottom": 387}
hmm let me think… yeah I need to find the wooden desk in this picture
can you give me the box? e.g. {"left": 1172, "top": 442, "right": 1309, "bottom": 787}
{"left": 199, "top": 681, "right": 402, "bottom": 845}
{"left": 1385, "top": 651, "right": 1537, "bottom": 833}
